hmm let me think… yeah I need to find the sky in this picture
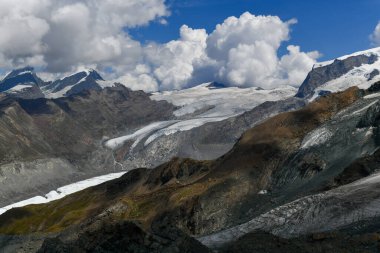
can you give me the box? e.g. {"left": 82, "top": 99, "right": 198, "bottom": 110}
{"left": 131, "top": 0, "right": 380, "bottom": 61}
{"left": 0, "top": 0, "right": 379, "bottom": 91}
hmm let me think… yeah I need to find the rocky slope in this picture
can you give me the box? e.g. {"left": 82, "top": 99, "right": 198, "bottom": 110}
{"left": 0, "top": 85, "right": 175, "bottom": 207}
{"left": 0, "top": 85, "right": 368, "bottom": 252}
{"left": 3, "top": 48, "right": 380, "bottom": 252}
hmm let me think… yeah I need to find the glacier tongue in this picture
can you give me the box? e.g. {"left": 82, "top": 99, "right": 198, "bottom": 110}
{"left": 104, "top": 84, "right": 297, "bottom": 151}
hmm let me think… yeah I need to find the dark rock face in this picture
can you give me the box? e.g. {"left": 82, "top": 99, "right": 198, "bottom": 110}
{"left": 206, "top": 82, "right": 226, "bottom": 89}
{"left": 369, "top": 81, "right": 380, "bottom": 93}
{"left": 37, "top": 222, "right": 211, "bottom": 253}
{"left": 296, "top": 54, "right": 378, "bottom": 98}
{"left": 220, "top": 231, "right": 380, "bottom": 253}
{"left": 367, "top": 69, "right": 380, "bottom": 81}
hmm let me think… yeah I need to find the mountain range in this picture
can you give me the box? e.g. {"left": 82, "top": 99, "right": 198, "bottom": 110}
{"left": 1, "top": 47, "right": 380, "bottom": 252}
{"left": 0, "top": 67, "right": 111, "bottom": 99}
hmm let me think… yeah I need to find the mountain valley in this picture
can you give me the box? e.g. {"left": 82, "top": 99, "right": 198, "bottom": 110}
{"left": 1, "top": 48, "right": 380, "bottom": 252}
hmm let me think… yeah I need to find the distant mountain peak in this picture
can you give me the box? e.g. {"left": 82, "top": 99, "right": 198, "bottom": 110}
{"left": 0, "top": 66, "right": 45, "bottom": 98}
{"left": 42, "top": 68, "right": 107, "bottom": 98}
{"left": 296, "top": 47, "right": 380, "bottom": 99}
{"left": 0, "top": 67, "right": 112, "bottom": 99}
{"left": 206, "top": 82, "right": 227, "bottom": 89}
{"left": 3, "top": 66, "right": 35, "bottom": 80}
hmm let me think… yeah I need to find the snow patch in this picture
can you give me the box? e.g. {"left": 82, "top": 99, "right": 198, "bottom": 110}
{"left": 0, "top": 172, "right": 126, "bottom": 216}
{"left": 6, "top": 84, "right": 33, "bottom": 92}
{"left": 364, "top": 93, "right": 380, "bottom": 99}
{"left": 301, "top": 127, "right": 332, "bottom": 149}
{"left": 258, "top": 190, "right": 268, "bottom": 195}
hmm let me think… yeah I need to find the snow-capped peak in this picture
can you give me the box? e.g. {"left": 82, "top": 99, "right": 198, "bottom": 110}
{"left": 0, "top": 66, "right": 114, "bottom": 99}
{"left": 0, "top": 66, "right": 46, "bottom": 98}
{"left": 3, "top": 66, "right": 35, "bottom": 80}
{"left": 297, "top": 47, "right": 380, "bottom": 99}
{"left": 314, "top": 47, "right": 380, "bottom": 69}
{"left": 42, "top": 68, "right": 108, "bottom": 98}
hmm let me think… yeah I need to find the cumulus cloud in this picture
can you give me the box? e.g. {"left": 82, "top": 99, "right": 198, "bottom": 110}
{"left": 0, "top": 0, "right": 168, "bottom": 72}
{"left": 204, "top": 13, "right": 319, "bottom": 89}
{"left": 117, "top": 12, "right": 319, "bottom": 90}
{"left": 0, "top": 3, "right": 319, "bottom": 91}
{"left": 370, "top": 21, "right": 380, "bottom": 46}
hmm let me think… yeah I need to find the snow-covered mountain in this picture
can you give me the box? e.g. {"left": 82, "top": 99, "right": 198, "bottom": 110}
{"left": 0, "top": 67, "right": 114, "bottom": 99}
{"left": 42, "top": 69, "right": 111, "bottom": 98}
{"left": 6, "top": 48, "right": 380, "bottom": 252}
{"left": 296, "top": 47, "right": 380, "bottom": 99}
{"left": 0, "top": 67, "right": 45, "bottom": 99}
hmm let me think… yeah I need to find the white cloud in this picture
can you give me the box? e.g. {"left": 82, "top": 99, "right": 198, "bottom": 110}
{"left": 204, "top": 13, "right": 319, "bottom": 89}
{"left": 0, "top": 0, "right": 50, "bottom": 68}
{"left": 0, "top": 0, "right": 168, "bottom": 73}
{"left": 370, "top": 21, "right": 380, "bottom": 46}
{"left": 114, "top": 64, "right": 159, "bottom": 92}
{"left": 118, "top": 12, "right": 319, "bottom": 91}
{"left": 0, "top": 3, "right": 319, "bottom": 92}
{"left": 145, "top": 25, "right": 208, "bottom": 90}
{"left": 278, "top": 45, "right": 321, "bottom": 86}
{"left": 207, "top": 13, "right": 294, "bottom": 61}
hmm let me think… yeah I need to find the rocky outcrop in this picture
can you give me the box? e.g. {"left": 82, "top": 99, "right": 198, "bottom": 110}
{"left": 37, "top": 221, "right": 211, "bottom": 253}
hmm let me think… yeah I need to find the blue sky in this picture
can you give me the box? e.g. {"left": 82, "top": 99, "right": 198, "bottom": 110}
{"left": 130, "top": 0, "right": 380, "bottom": 61}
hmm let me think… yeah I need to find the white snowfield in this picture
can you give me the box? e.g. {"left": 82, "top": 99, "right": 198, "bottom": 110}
{"left": 151, "top": 83, "right": 297, "bottom": 118}
{"left": 0, "top": 172, "right": 126, "bottom": 216}
{"left": 6, "top": 84, "right": 34, "bottom": 93}
{"left": 44, "top": 84, "right": 76, "bottom": 99}
{"left": 310, "top": 47, "right": 380, "bottom": 101}
{"left": 105, "top": 83, "right": 297, "bottom": 150}
{"left": 199, "top": 170, "right": 380, "bottom": 249}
